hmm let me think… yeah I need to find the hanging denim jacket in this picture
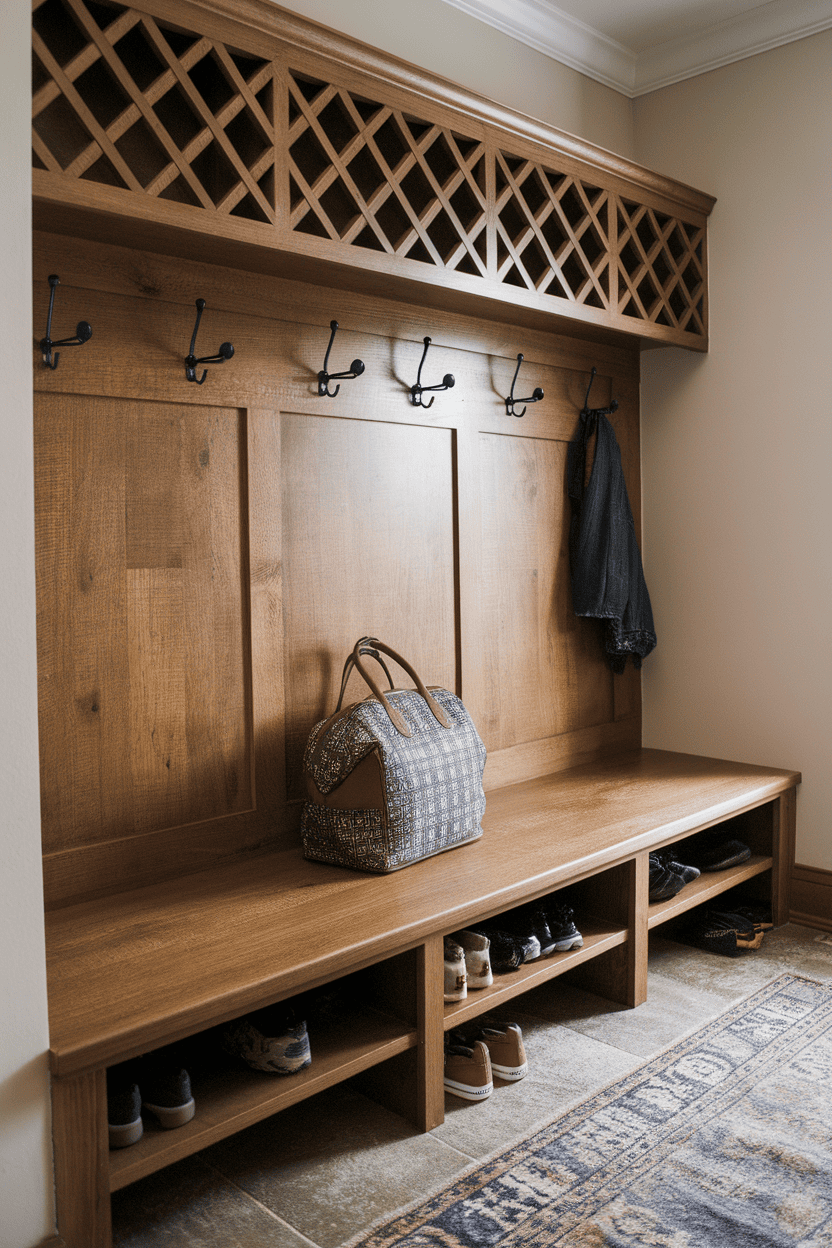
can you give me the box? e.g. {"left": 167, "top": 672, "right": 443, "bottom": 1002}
{"left": 566, "top": 406, "right": 657, "bottom": 673}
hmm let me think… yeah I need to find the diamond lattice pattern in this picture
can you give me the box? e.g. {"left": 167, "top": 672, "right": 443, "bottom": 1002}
{"left": 288, "top": 72, "right": 488, "bottom": 277}
{"left": 617, "top": 201, "right": 705, "bottom": 333}
{"left": 32, "top": 0, "right": 275, "bottom": 223}
{"left": 494, "top": 151, "right": 611, "bottom": 309}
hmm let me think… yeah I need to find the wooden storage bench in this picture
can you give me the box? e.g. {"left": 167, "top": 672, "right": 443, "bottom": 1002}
{"left": 46, "top": 748, "right": 799, "bottom": 1248}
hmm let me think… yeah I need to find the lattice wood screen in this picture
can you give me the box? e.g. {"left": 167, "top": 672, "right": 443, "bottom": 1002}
{"left": 32, "top": 0, "right": 710, "bottom": 346}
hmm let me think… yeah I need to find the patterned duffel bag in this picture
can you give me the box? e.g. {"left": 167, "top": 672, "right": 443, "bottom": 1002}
{"left": 301, "top": 637, "right": 486, "bottom": 872}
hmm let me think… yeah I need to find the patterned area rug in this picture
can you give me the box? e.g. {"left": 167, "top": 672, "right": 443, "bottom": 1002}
{"left": 353, "top": 975, "right": 832, "bottom": 1247}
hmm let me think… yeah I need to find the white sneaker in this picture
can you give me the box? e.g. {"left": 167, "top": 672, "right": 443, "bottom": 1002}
{"left": 452, "top": 929, "right": 493, "bottom": 989}
{"left": 444, "top": 937, "right": 467, "bottom": 1001}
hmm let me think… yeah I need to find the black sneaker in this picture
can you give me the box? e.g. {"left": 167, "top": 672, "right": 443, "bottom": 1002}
{"left": 694, "top": 839, "right": 752, "bottom": 872}
{"left": 471, "top": 927, "right": 525, "bottom": 972}
{"left": 542, "top": 902, "right": 583, "bottom": 951}
{"left": 107, "top": 1071, "right": 143, "bottom": 1150}
{"left": 142, "top": 1066, "right": 195, "bottom": 1130}
{"left": 648, "top": 854, "right": 687, "bottom": 902}
{"left": 497, "top": 906, "right": 553, "bottom": 958}
{"left": 666, "top": 856, "right": 700, "bottom": 884}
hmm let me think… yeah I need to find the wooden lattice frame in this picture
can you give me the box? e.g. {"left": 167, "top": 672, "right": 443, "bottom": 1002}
{"left": 31, "top": 0, "right": 714, "bottom": 348}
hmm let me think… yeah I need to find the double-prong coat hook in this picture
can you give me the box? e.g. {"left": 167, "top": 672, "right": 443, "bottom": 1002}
{"left": 505, "top": 354, "right": 544, "bottom": 418}
{"left": 410, "top": 336, "right": 455, "bottom": 408}
{"left": 184, "top": 298, "right": 234, "bottom": 384}
{"left": 40, "top": 274, "right": 92, "bottom": 370}
{"left": 318, "top": 320, "right": 365, "bottom": 397}
{"left": 582, "top": 366, "right": 618, "bottom": 415}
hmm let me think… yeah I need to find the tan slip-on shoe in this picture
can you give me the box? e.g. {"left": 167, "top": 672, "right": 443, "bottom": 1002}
{"left": 452, "top": 1022, "right": 528, "bottom": 1081}
{"left": 443, "top": 1040, "right": 493, "bottom": 1101}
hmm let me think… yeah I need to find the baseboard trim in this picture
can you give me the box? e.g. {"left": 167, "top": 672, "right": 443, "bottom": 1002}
{"left": 791, "top": 863, "right": 832, "bottom": 931}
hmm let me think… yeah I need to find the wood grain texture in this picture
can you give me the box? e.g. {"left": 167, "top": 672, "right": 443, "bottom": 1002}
{"left": 35, "top": 394, "right": 251, "bottom": 862}
{"left": 791, "top": 861, "right": 832, "bottom": 932}
{"left": 31, "top": 0, "right": 714, "bottom": 350}
{"left": 51, "top": 1069, "right": 111, "bottom": 1248}
{"left": 34, "top": 237, "right": 646, "bottom": 905}
{"left": 44, "top": 751, "right": 800, "bottom": 1079}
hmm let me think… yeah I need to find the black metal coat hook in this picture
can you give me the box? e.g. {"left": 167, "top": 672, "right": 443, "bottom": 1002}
{"left": 185, "top": 298, "right": 234, "bottom": 384}
{"left": 40, "top": 274, "right": 92, "bottom": 370}
{"left": 505, "top": 354, "right": 544, "bottom": 418}
{"left": 410, "top": 337, "right": 455, "bottom": 408}
{"left": 582, "top": 366, "right": 618, "bottom": 415}
{"left": 318, "top": 320, "right": 365, "bottom": 397}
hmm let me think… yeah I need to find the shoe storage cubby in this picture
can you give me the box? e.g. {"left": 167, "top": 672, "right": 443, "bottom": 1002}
{"left": 109, "top": 956, "right": 419, "bottom": 1192}
{"left": 645, "top": 800, "right": 780, "bottom": 933}
{"left": 442, "top": 863, "right": 632, "bottom": 1030}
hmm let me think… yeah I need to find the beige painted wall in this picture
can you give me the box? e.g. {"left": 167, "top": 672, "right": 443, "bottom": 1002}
{"left": 0, "top": 1, "right": 54, "bottom": 1244}
{"left": 634, "top": 31, "right": 832, "bottom": 869}
{"left": 268, "top": 0, "right": 635, "bottom": 157}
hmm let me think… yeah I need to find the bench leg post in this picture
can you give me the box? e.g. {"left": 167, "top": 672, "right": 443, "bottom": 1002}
{"left": 564, "top": 854, "right": 649, "bottom": 1008}
{"left": 416, "top": 933, "right": 445, "bottom": 1131}
{"left": 772, "top": 788, "right": 796, "bottom": 926}
{"left": 52, "top": 1067, "right": 112, "bottom": 1248}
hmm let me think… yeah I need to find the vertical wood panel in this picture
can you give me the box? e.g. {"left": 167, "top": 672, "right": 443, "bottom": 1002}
{"left": 477, "top": 430, "right": 613, "bottom": 752}
{"left": 35, "top": 396, "right": 133, "bottom": 853}
{"left": 35, "top": 395, "right": 252, "bottom": 857}
{"left": 248, "top": 408, "right": 286, "bottom": 813}
{"left": 279, "top": 412, "right": 457, "bottom": 799}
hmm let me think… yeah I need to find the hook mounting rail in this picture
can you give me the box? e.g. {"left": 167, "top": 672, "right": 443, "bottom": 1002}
{"left": 40, "top": 274, "right": 92, "bottom": 370}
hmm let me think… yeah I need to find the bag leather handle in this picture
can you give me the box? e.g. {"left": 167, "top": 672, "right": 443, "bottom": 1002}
{"left": 335, "top": 640, "right": 395, "bottom": 712}
{"left": 350, "top": 637, "right": 451, "bottom": 737}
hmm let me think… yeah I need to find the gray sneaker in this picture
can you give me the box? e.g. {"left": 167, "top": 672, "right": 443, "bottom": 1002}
{"left": 222, "top": 1007, "right": 311, "bottom": 1074}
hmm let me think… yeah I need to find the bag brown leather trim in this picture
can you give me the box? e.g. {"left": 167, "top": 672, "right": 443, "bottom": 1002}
{"left": 304, "top": 747, "right": 386, "bottom": 812}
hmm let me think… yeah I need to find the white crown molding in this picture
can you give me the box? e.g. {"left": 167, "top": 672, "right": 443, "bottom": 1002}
{"left": 438, "top": 0, "right": 637, "bottom": 94}
{"left": 440, "top": 0, "right": 832, "bottom": 97}
{"left": 634, "top": 0, "right": 832, "bottom": 94}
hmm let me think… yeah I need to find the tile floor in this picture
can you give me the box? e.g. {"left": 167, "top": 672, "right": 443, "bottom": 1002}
{"left": 110, "top": 923, "right": 832, "bottom": 1247}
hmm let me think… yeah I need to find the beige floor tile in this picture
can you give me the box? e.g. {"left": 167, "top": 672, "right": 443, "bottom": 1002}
{"left": 201, "top": 1084, "right": 470, "bottom": 1248}
{"left": 432, "top": 1016, "right": 639, "bottom": 1159}
{"left": 517, "top": 971, "right": 731, "bottom": 1057}
{"left": 649, "top": 925, "right": 832, "bottom": 1000}
{"left": 111, "top": 1154, "right": 305, "bottom": 1248}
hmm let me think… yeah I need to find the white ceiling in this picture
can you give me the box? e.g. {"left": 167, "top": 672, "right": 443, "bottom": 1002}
{"left": 439, "top": 0, "right": 832, "bottom": 95}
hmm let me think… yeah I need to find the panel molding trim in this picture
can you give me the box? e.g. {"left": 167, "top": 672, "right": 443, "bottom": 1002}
{"left": 791, "top": 862, "right": 832, "bottom": 932}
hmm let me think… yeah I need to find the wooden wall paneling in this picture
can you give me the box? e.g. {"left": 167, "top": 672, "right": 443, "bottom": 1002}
{"left": 33, "top": 237, "right": 645, "bottom": 906}
{"left": 791, "top": 863, "right": 832, "bottom": 932}
{"left": 248, "top": 406, "right": 286, "bottom": 817}
{"left": 32, "top": 231, "right": 637, "bottom": 381}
